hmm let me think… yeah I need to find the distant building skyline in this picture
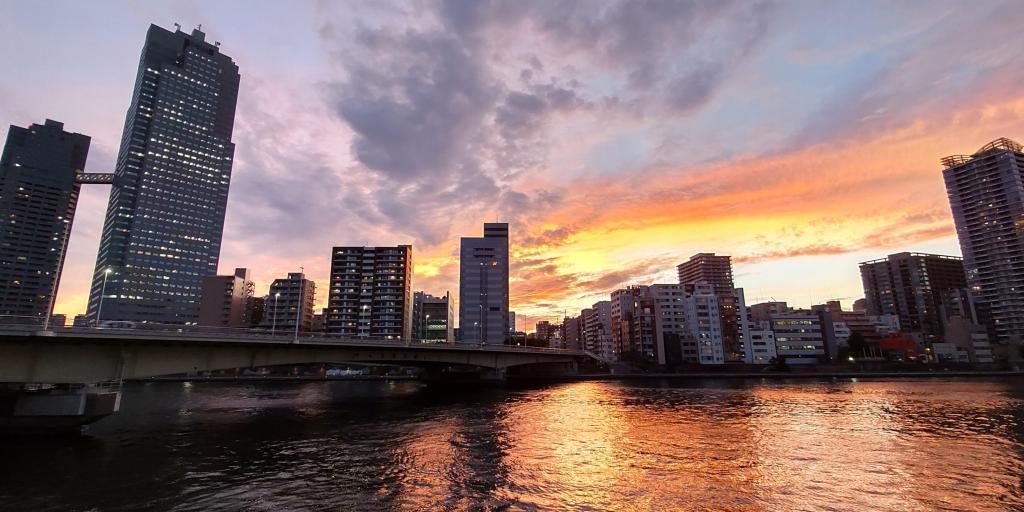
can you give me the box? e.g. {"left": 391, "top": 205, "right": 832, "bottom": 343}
{"left": 1, "top": 4, "right": 1014, "bottom": 324}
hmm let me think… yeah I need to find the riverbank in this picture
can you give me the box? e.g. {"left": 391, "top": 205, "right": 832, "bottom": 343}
{"left": 558, "top": 370, "right": 1024, "bottom": 381}
{"left": 132, "top": 375, "right": 417, "bottom": 382}
{"left": 130, "top": 370, "right": 1024, "bottom": 384}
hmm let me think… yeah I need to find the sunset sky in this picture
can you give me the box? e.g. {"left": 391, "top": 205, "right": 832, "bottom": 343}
{"left": 3, "top": 0, "right": 1024, "bottom": 330}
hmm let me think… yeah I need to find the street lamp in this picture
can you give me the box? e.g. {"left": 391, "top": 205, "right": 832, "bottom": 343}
{"left": 424, "top": 314, "right": 430, "bottom": 341}
{"left": 95, "top": 268, "right": 112, "bottom": 327}
{"left": 478, "top": 303, "right": 484, "bottom": 344}
{"left": 294, "top": 269, "right": 303, "bottom": 343}
{"left": 360, "top": 304, "right": 369, "bottom": 338}
{"left": 272, "top": 292, "right": 281, "bottom": 335}
{"left": 43, "top": 217, "right": 72, "bottom": 331}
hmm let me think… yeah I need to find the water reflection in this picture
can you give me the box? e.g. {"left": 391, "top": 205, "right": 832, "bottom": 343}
{"left": 1, "top": 378, "right": 1023, "bottom": 511}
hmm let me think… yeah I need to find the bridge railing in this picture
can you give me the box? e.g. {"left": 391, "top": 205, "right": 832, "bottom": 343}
{"left": 0, "top": 315, "right": 581, "bottom": 354}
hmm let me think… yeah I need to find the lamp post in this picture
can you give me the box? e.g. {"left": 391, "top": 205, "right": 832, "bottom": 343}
{"left": 43, "top": 217, "right": 72, "bottom": 331}
{"left": 361, "top": 304, "right": 369, "bottom": 338}
{"left": 478, "top": 304, "right": 484, "bottom": 344}
{"left": 424, "top": 314, "right": 430, "bottom": 341}
{"left": 95, "top": 268, "right": 112, "bottom": 327}
{"left": 294, "top": 268, "right": 303, "bottom": 343}
{"left": 271, "top": 292, "right": 280, "bottom": 335}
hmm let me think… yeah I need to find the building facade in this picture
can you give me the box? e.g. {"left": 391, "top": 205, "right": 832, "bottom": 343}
{"left": 0, "top": 120, "right": 90, "bottom": 322}
{"left": 677, "top": 253, "right": 735, "bottom": 295}
{"left": 458, "top": 223, "right": 510, "bottom": 343}
{"left": 197, "top": 267, "right": 254, "bottom": 328}
{"left": 648, "top": 283, "right": 689, "bottom": 365}
{"left": 260, "top": 273, "right": 316, "bottom": 333}
{"left": 683, "top": 283, "right": 725, "bottom": 365}
{"left": 942, "top": 138, "right": 1024, "bottom": 343}
{"left": 769, "top": 310, "right": 826, "bottom": 364}
{"left": 87, "top": 24, "right": 240, "bottom": 325}
{"left": 412, "top": 291, "right": 453, "bottom": 342}
{"left": 746, "top": 321, "right": 777, "bottom": 364}
{"left": 326, "top": 246, "right": 412, "bottom": 339}
{"left": 583, "top": 300, "right": 615, "bottom": 361}
{"left": 677, "top": 253, "right": 744, "bottom": 362}
{"left": 860, "top": 252, "right": 966, "bottom": 338}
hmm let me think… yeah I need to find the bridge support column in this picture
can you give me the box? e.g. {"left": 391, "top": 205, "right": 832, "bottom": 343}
{"left": 0, "top": 385, "right": 120, "bottom": 434}
{"left": 420, "top": 365, "right": 508, "bottom": 384}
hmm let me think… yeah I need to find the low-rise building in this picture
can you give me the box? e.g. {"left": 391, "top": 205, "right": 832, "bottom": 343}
{"left": 198, "top": 268, "right": 255, "bottom": 328}
{"left": 770, "top": 310, "right": 826, "bottom": 364}
{"left": 412, "top": 291, "right": 454, "bottom": 342}
{"left": 746, "top": 321, "right": 777, "bottom": 364}
{"left": 260, "top": 272, "right": 316, "bottom": 333}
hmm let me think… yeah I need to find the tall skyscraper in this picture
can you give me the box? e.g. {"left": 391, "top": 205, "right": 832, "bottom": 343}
{"left": 677, "top": 253, "right": 744, "bottom": 361}
{"left": 942, "top": 138, "right": 1024, "bottom": 343}
{"left": 0, "top": 120, "right": 89, "bottom": 322}
{"left": 326, "top": 246, "right": 412, "bottom": 339}
{"left": 859, "top": 252, "right": 966, "bottom": 338}
{"left": 87, "top": 24, "right": 240, "bottom": 325}
{"left": 459, "top": 223, "right": 510, "bottom": 343}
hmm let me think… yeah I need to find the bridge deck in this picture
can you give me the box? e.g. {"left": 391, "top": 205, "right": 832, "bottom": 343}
{"left": 0, "top": 328, "right": 586, "bottom": 384}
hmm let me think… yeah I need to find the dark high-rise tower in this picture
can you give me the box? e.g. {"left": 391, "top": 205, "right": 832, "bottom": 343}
{"left": 0, "top": 120, "right": 90, "bottom": 322}
{"left": 87, "top": 24, "right": 239, "bottom": 324}
{"left": 942, "top": 138, "right": 1024, "bottom": 344}
{"left": 459, "top": 223, "right": 510, "bottom": 343}
{"left": 859, "top": 252, "right": 967, "bottom": 338}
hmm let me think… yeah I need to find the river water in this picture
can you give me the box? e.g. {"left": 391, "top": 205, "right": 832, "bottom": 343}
{"left": 2, "top": 378, "right": 1023, "bottom": 511}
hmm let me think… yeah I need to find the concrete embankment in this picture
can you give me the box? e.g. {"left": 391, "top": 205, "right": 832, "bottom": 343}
{"left": 557, "top": 370, "right": 1024, "bottom": 381}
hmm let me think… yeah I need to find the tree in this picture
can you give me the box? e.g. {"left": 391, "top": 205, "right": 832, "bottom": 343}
{"left": 847, "top": 332, "right": 867, "bottom": 359}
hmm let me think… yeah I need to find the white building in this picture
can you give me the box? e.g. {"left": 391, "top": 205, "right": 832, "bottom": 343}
{"left": 684, "top": 283, "right": 725, "bottom": 364}
{"left": 746, "top": 320, "right": 777, "bottom": 364}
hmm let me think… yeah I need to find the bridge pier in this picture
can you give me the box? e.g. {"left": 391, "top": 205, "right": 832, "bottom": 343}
{"left": 420, "top": 365, "right": 508, "bottom": 384}
{"left": 506, "top": 361, "right": 579, "bottom": 382}
{"left": 0, "top": 384, "right": 120, "bottom": 434}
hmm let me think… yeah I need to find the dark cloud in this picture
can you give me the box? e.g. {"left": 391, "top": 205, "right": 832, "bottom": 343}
{"left": 312, "top": 0, "right": 779, "bottom": 247}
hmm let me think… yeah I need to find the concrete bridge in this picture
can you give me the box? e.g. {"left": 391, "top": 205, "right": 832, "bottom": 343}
{"left": 0, "top": 328, "right": 589, "bottom": 432}
{"left": 0, "top": 328, "right": 586, "bottom": 384}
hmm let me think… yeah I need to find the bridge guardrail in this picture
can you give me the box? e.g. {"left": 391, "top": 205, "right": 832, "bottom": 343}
{"left": 0, "top": 316, "right": 582, "bottom": 355}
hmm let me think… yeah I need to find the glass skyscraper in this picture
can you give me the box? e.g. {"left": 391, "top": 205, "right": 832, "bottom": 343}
{"left": 0, "top": 120, "right": 90, "bottom": 322}
{"left": 87, "top": 24, "right": 239, "bottom": 324}
{"left": 942, "top": 138, "right": 1024, "bottom": 344}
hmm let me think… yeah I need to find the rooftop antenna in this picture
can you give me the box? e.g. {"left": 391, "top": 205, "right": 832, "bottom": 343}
{"left": 174, "top": 22, "right": 181, "bottom": 31}
{"left": 197, "top": 24, "right": 203, "bottom": 31}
